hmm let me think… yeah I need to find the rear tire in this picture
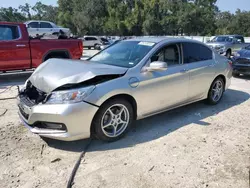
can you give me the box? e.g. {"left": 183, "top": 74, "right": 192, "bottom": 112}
{"left": 226, "top": 50, "right": 231, "bottom": 59}
{"left": 207, "top": 77, "right": 225, "bottom": 105}
{"left": 92, "top": 98, "right": 134, "bottom": 142}
{"left": 233, "top": 72, "right": 240, "bottom": 77}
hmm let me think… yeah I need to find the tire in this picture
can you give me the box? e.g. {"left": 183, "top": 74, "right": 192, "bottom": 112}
{"left": 233, "top": 72, "right": 240, "bottom": 77}
{"left": 225, "top": 50, "right": 231, "bottom": 59}
{"left": 92, "top": 98, "right": 134, "bottom": 142}
{"left": 94, "top": 44, "right": 99, "bottom": 50}
{"left": 207, "top": 77, "right": 225, "bottom": 105}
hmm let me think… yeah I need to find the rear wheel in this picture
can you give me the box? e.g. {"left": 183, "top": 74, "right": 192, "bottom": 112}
{"left": 233, "top": 72, "right": 240, "bottom": 77}
{"left": 207, "top": 77, "right": 225, "bottom": 105}
{"left": 225, "top": 50, "right": 231, "bottom": 59}
{"left": 92, "top": 99, "right": 134, "bottom": 142}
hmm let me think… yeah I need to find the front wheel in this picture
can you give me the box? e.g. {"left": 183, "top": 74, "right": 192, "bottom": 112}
{"left": 92, "top": 99, "right": 134, "bottom": 142}
{"left": 207, "top": 77, "right": 225, "bottom": 105}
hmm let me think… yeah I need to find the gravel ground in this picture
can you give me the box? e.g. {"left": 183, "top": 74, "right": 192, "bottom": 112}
{"left": 0, "top": 68, "right": 249, "bottom": 188}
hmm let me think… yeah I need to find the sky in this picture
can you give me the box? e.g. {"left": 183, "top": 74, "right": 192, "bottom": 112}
{"left": 0, "top": 0, "right": 250, "bottom": 13}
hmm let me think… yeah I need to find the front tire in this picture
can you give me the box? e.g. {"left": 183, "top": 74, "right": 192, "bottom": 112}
{"left": 92, "top": 99, "right": 134, "bottom": 142}
{"left": 207, "top": 77, "right": 225, "bottom": 105}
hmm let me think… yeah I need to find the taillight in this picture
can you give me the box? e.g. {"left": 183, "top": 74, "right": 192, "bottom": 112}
{"left": 78, "top": 41, "right": 83, "bottom": 53}
{"left": 228, "top": 60, "right": 233, "bottom": 68}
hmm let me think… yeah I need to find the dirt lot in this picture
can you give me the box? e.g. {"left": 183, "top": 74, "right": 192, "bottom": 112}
{"left": 0, "top": 70, "right": 249, "bottom": 188}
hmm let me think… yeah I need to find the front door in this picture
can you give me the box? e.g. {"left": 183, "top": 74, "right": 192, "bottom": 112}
{"left": 135, "top": 43, "right": 189, "bottom": 117}
{"left": 0, "top": 24, "right": 30, "bottom": 71}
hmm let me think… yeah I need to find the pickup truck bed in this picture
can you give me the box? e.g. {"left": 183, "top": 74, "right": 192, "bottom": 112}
{"left": 0, "top": 22, "right": 83, "bottom": 72}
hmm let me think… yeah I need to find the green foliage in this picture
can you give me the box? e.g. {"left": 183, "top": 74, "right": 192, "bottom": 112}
{"left": 0, "top": 0, "right": 250, "bottom": 36}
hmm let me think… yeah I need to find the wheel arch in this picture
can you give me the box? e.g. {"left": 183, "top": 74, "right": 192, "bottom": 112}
{"left": 42, "top": 49, "right": 72, "bottom": 62}
{"left": 207, "top": 74, "right": 226, "bottom": 97}
{"left": 90, "top": 93, "right": 138, "bottom": 135}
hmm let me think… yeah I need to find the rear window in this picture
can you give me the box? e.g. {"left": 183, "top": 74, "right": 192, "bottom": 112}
{"left": 0, "top": 25, "right": 20, "bottom": 41}
{"left": 182, "top": 42, "right": 213, "bottom": 63}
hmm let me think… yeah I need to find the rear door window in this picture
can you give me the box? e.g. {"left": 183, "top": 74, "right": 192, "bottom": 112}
{"left": 182, "top": 42, "right": 213, "bottom": 63}
{"left": 40, "top": 22, "right": 53, "bottom": 28}
{"left": 28, "top": 22, "right": 39, "bottom": 28}
{"left": 0, "top": 25, "right": 20, "bottom": 40}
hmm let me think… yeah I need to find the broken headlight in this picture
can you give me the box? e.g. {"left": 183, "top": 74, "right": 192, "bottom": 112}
{"left": 46, "top": 86, "right": 95, "bottom": 104}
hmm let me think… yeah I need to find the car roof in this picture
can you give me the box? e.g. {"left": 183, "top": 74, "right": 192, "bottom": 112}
{"left": 126, "top": 37, "right": 196, "bottom": 44}
{"left": 216, "top": 35, "right": 243, "bottom": 37}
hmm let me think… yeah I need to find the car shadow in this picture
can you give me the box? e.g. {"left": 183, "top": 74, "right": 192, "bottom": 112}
{"left": 44, "top": 88, "right": 249, "bottom": 152}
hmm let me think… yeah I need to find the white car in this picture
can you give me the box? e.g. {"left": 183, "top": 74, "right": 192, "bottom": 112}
{"left": 80, "top": 36, "right": 110, "bottom": 49}
{"left": 24, "top": 20, "right": 70, "bottom": 37}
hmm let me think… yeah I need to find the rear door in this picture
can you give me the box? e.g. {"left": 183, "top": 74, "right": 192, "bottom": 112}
{"left": 39, "top": 22, "right": 54, "bottom": 35}
{"left": 182, "top": 42, "right": 215, "bottom": 101}
{"left": 0, "top": 24, "right": 30, "bottom": 71}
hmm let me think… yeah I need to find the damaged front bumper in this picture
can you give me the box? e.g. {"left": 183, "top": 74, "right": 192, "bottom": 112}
{"left": 17, "top": 97, "right": 99, "bottom": 141}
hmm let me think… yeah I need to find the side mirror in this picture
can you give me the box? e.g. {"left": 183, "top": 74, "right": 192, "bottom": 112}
{"left": 145, "top": 61, "right": 168, "bottom": 72}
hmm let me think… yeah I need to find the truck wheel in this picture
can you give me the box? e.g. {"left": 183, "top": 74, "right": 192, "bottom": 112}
{"left": 92, "top": 98, "right": 134, "bottom": 142}
{"left": 226, "top": 50, "right": 231, "bottom": 59}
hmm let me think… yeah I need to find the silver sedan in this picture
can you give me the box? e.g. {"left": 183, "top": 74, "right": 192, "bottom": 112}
{"left": 17, "top": 37, "right": 232, "bottom": 141}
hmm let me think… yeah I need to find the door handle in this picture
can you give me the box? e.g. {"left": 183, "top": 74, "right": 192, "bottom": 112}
{"left": 208, "top": 64, "right": 215, "bottom": 67}
{"left": 16, "top": 44, "right": 26, "bottom": 47}
{"left": 180, "top": 69, "right": 189, "bottom": 73}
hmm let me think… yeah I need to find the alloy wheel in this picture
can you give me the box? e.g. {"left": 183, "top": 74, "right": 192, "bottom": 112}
{"left": 101, "top": 104, "right": 130, "bottom": 138}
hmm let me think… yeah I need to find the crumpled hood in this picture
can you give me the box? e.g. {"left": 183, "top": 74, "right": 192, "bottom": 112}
{"left": 28, "top": 58, "right": 128, "bottom": 93}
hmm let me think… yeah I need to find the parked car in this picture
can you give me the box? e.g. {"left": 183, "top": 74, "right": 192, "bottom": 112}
{"left": 98, "top": 39, "right": 121, "bottom": 50}
{"left": 24, "top": 20, "right": 71, "bottom": 37}
{"left": 206, "top": 35, "right": 250, "bottom": 58}
{"left": 80, "top": 36, "right": 110, "bottom": 49}
{"left": 18, "top": 37, "right": 232, "bottom": 141}
{"left": 0, "top": 22, "right": 82, "bottom": 72}
{"left": 231, "top": 45, "right": 250, "bottom": 76}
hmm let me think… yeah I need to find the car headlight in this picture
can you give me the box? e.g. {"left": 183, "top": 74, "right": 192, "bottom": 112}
{"left": 46, "top": 86, "right": 95, "bottom": 104}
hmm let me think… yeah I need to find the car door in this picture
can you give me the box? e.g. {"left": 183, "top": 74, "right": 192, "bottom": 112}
{"left": 0, "top": 24, "right": 30, "bottom": 71}
{"left": 84, "top": 37, "right": 92, "bottom": 47}
{"left": 136, "top": 43, "right": 189, "bottom": 116}
{"left": 233, "top": 36, "right": 245, "bottom": 52}
{"left": 27, "top": 21, "right": 39, "bottom": 37}
{"left": 182, "top": 42, "right": 215, "bottom": 101}
{"left": 39, "top": 22, "right": 54, "bottom": 35}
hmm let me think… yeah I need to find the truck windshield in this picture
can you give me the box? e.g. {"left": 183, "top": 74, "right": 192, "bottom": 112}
{"left": 89, "top": 41, "right": 155, "bottom": 68}
{"left": 211, "top": 36, "right": 233, "bottom": 42}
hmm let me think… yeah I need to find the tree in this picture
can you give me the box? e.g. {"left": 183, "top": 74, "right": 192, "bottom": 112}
{"left": 0, "top": 7, "right": 26, "bottom": 22}
{"left": 19, "top": 3, "right": 32, "bottom": 20}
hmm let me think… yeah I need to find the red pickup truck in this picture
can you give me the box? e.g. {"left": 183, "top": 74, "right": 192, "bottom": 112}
{"left": 0, "top": 22, "right": 83, "bottom": 72}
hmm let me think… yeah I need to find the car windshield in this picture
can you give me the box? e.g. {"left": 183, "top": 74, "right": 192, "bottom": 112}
{"left": 211, "top": 36, "right": 233, "bottom": 42}
{"left": 89, "top": 41, "right": 155, "bottom": 68}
